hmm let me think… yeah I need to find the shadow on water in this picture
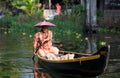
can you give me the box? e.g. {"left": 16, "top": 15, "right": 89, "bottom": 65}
{"left": 33, "top": 62, "right": 99, "bottom": 78}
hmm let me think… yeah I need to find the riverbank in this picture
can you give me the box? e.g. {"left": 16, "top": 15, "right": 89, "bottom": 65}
{"left": 0, "top": 14, "right": 120, "bottom": 52}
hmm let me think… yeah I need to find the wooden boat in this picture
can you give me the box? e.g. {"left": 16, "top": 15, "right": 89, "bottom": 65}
{"left": 37, "top": 45, "right": 110, "bottom": 77}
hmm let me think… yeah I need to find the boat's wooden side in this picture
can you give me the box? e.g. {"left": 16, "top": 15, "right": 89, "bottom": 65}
{"left": 38, "top": 46, "right": 110, "bottom": 77}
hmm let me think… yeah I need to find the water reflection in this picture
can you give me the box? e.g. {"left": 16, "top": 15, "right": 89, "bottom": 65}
{"left": 33, "top": 61, "right": 120, "bottom": 78}
{"left": 85, "top": 34, "right": 97, "bottom": 54}
{"left": 33, "top": 62, "right": 51, "bottom": 78}
{"left": 33, "top": 62, "right": 99, "bottom": 78}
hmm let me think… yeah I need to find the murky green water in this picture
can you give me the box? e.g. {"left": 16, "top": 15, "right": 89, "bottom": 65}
{"left": 0, "top": 31, "right": 120, "bottom": 78}
{"left": 0, "top": 32, "right": 33, "bottom": 78}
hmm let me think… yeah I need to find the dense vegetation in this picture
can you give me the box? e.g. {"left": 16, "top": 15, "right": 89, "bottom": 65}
{"left": 0, "top": 13, "right": 87, "bottom": 52}
{"left": 0, "top": 1, "right": 120, "bottom": 52}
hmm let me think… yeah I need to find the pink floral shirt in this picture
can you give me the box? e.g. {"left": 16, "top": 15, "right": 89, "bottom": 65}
{"left": 33, "top": 30, "right": 52, "bottom": 51}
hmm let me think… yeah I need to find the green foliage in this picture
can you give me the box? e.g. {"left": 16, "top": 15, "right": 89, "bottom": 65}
{"left": 96, "top": 9, "right": 104, "bottom": 17}
{"left": 2, "top": 14, "right": 119, "bottom": 52}
{"left": 11, "top": 0, "right": 40, "bottom": 16}
{"left": 0, "top": 14, "right": 86, "bottom": 51}
{"left": 71, "top": 4, "right": 85, "bottom": 18}
{"left": 3, "top": 9, "right": 13, "bottom": 15}
{"left": 51, "top": 18, "right": 83, "bottom": 40}
{"left": 9, "top": 15, "right": 43, "bottom": 35}
{"left": 0, "top": 14, "right": 44, "bottom": 38}
{"left": 50, "top": 15, "right": 86, "bottom": 51}
{"left": 98, "top": 26, "right": 120, "bottom": 34}
{"left": 0, "top": 16, "right": 17, "bottom": 28}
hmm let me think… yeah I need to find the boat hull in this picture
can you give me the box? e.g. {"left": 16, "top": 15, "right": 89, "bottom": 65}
{"left": 38, "top": 46, "right": 109, "bottom": 77}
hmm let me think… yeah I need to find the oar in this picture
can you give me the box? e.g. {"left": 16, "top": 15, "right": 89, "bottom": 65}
{"left": 32, "top": 45, "right": 41, "bottom": 62}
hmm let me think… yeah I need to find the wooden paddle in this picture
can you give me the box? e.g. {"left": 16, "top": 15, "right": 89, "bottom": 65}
{"left": 32, "top": 44, "right": 41, "bottom": 62}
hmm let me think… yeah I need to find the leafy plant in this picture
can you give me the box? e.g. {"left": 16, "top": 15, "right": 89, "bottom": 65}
{"left": 71, "top": 4, "right": 85, "bottom": 18}
{"left": 11, "top": 0, "right": 40, "bottom": 16}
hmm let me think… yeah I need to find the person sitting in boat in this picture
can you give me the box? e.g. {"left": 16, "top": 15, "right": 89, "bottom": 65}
{"left": 33, "top": 21, "right": 59, "bottom": 58}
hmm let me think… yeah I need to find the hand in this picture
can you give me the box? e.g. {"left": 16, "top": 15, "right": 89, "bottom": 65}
{"left": 42, "top": 39, "right": 50, "bottom": 44}
{"left": 33, "top": 49, "right": 37, "bottom": 56}
{"left": 34, "top": 52, "right": 37, "bottom": 56}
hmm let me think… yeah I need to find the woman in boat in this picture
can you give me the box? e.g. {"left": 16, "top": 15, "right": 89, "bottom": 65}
{"left": 33, "top": 21, "right": 59, "bottom": 58}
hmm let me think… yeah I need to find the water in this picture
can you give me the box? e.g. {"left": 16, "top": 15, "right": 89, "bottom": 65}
{"left": 0, "top": 32, "right": 120, "bottom": 78}
{"left": 0, "top": 33, "right": 33, "bottom": 78}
